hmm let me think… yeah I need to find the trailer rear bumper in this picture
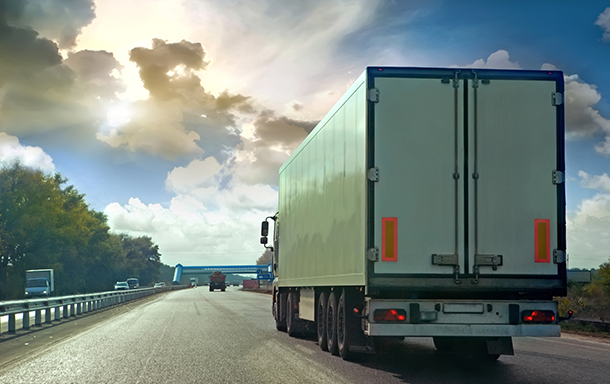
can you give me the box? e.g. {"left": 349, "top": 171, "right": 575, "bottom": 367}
{"left": 365, "top": 323, "right": 560, "bottom": 337}
{"left": 365, "top": 298, "right": 560, "bottom": 337}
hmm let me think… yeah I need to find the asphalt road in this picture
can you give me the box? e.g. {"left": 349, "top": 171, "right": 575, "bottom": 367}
{"left": 1, "top": 287, "right": 610, "bottom": 384}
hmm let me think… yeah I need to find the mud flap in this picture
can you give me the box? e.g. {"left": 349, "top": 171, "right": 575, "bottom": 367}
{"left": 486, "top": 337, "right": 514, "bottom": 356}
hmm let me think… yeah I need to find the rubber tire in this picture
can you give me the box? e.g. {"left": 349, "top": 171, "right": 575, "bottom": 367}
{"left": 317, "top": 291, "right": 328, "bottom": 351}
{"left": 209, "top": 287, "right": 213, "bottom": 292}
{"left": 287, "top": 292, "right": 298, "bottom": 337}
{"left": 433, "top": 336, "right": 454, "bottom": 353}
{"left": 275, "top": 292, "right": 287, "bottom": 332}
{"left": 337, "top": 289, "right": 354, "bottom": 360}
{"left": 327, "top": 291, "right": 339, "bottom": 356}
{"left": 221, "top": 288, "right": 225, "bottom": 292}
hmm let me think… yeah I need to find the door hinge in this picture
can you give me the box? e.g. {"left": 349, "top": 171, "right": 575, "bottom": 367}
{"left": 472, "top": 254, "right": 503, "bottom": 284}
{"left": 368, "top": 88, "right": 379, "bottom": 103}
{"left": 554, "top": 250, "right": 566, "bottom": 264}
{"left": 431, "top": 254, "right": 460, "bottom": 284}
{"left": 552, "top": 92, "right": 563, "bottom": 106}
{"left": 367, "top": 248, "right": 379, "bottom": 262}
{"left": 367, "top": 167, "right": 379, "bottom": 182}
{"left": 552, "top": 170, "right": 564, "bottom": 184}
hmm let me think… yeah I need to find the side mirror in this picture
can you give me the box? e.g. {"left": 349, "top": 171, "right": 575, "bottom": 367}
{"left": 260, "top": 236, "right": 268, "bottom": 245}
{"left": 261, "top": 221, "right": 269, "bottom": 237}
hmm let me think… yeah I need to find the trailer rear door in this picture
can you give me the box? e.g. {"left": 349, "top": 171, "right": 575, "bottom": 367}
{"left": 369, "top": 68, "right": 564, "bottom": 289}
{"left": 468, "top": 77, "right": 560, "bottom": 277}
{"left": 372, "top": 74, "right": 464, "bottom": 276}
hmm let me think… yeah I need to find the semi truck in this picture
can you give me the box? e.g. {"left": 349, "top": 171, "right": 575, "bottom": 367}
{"left": 209, "top": 271, "right": 226, "bottom": 292}
{"left": 260, "top": 67, "right": 567, "bottom": 360}
{"left": 25, "top": 269, "right": 54, "bottom": 297}
{"left": 189, "top": 277, "right": 198, "bottom": 287}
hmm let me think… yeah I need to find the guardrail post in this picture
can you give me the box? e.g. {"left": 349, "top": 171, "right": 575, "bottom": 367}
{"left": 77, "top": 303, "right": 82, "bottom": 315}
{"left": 63, "top": 304, "right": 69, "bottom": 318}
{"left": 23, "top": 311, "right": 30, "bottom": 330}
{"left": 45, "top": 308, "right": 51, "bottom": 323}
{"left": 70, "top": 304, "right": 76, "bottom": 317}
{"left": 8, "top": 314, "right": 16, "bottom": 333}
{"left": 54, "top": 306, "right": 60, "bottom": 321}
{"left": 35, "top": 309, "right": 42, "bottom": 326}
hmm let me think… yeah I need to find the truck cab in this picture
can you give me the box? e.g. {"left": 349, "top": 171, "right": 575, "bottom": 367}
{"left": 25, "top": 278, "right": 51, "bottom": 297}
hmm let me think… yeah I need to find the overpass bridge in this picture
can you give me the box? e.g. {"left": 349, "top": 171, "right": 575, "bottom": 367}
{"left": 172, "top": 264, "right": 273, "bottom": 285}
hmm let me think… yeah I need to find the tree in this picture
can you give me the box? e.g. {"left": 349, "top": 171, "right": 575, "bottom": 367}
{"left": 0, "top": 162, "right": 164, "bottom": 298}
{"left": 119, "top": 234, "right": 161, "bottom": 286}
{"left": 599, "top": 257, "right": 610, "bottom": 288}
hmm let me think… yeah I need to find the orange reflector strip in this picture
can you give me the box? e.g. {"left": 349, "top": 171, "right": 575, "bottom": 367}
{"left": 382, "top": 217, "right": 397, "bottom": 262}
{"left": 535, "top": 219, "right": 550, "bottom": 263}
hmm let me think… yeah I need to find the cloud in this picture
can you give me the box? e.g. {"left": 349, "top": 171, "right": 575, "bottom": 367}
{"left": 0, "top": 132, "right": 55, "bottom": 172}
{"left": 0, "top": 6, "right": 124, "bottom": 141}
{"left": 6, "top": 0, "right": 96, "bottom": 49}
{"left": 231, "top": 111, "right": 317, "bottom": 186}
{"left": 64, "top": 50, "right": 125, "bottom": 100}
{"left": 129, "top": 38, "right": 210, "bottom": 100}
{"left": 98, "top": 39, "right": 255, "bottom": 160}
{"left": 190, "top": 0, "right": 384, "bottom": 109}
{"left": 96, "top": 99, "right": 204, "bottom": 161}
{"left": 165, "top": 157, "right": 222, "bottom": 194}
{"left": 563, "top": 74, "right": 610, "bottom": 139}
{"left": 291, "top": 101, "right": 304, "bottom": 112}
{"left": 460, "top": 50, "right": 521, "bottom": 69}
{"left": 105, "top": 159, "right": 279, "bottom": 265}
{"left": 568, "top": 171, "right": 610, "bottom": 268}
{"left": 596, "top": 7, "right": 610, "bottom": 42}
{"left": 579, "top": 171, "right": 610, "bottom": 193}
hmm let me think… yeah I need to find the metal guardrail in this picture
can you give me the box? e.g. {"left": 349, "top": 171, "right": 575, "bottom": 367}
{"left": 0, "top": 285, "right": 186, "bottom": 335}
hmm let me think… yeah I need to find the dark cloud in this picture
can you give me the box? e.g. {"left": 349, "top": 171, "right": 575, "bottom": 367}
{"left": 0, "top": 23, "right": 64, "bottom": 88}
{"left": 291, "top": 101, "right": 304, "bottom": 112}
{"left": 4, "top": 0, "right": 96, "bottom": 49}
{"left": 216, "top": 90, "right": 254, "bottom": 113}
{"left": 230, "top": 110, "right": 319, "bottom": 186}
{"left": 252, "top": 110, "right": 318, "bottom": 146}
{"left": 129, "top": 39, "right": 210, "bottom": 100}
{"left": 64, "top": 50, "right": 125, "bottom": 100}
{"left": 96, "top": 38, "right": 258, "bottom": 161}
{"left": 0, "top": 0, "right": 116, "bottom": 141}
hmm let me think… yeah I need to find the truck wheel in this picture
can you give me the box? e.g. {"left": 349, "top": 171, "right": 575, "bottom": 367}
{"left": 337, "top": 289, "right": 355, "bottom": 360}
{"left": 327, "top": 291, "right": 339, "bottom": 356}
{"left": 287, "top": 292, "right": 299, "bottom": 337}
{"left": 210, "top": 287, "right": 213, "bottom": 292}
{"left": 221, "top": 288, "right": 225, "bottom": 292}
{"left": 317, "top": 291, "right": 328, "bottom": 351}
{"left": 276, "top": 292, "right": 287, "bottom": 332}
{"left": 433, "top": 336, "right": 455, "bottom": 353}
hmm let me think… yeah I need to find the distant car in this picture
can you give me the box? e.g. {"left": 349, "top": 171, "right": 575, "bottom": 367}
{"left": 114, "top": 282, "right": 129, "bottom": 290}
{"left": 154, "top": 282, "right": 166, "bottom": 288}
{"left": 126, "top": 278, "right": 139, "bottom": 289}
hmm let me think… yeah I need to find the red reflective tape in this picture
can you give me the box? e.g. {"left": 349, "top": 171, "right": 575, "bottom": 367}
{"left": 535, "top": 219, "right": 550, "bottom": 263}
{"left": 382, "top": 217, "right": 398, "bottom": 262}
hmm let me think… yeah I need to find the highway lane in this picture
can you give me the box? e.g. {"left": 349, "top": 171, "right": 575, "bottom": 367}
{"left": 1, "top": 287, "right": 610, "bottom": 384}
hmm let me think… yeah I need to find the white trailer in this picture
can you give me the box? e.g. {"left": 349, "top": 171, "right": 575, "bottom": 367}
{"left": 261, "top": 67, "right": 567, "bottom": 360}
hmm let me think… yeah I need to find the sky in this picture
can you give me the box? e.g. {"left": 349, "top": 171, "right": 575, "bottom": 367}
{"left": 1, "top": 0, "right": 610, "bottom": 269}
